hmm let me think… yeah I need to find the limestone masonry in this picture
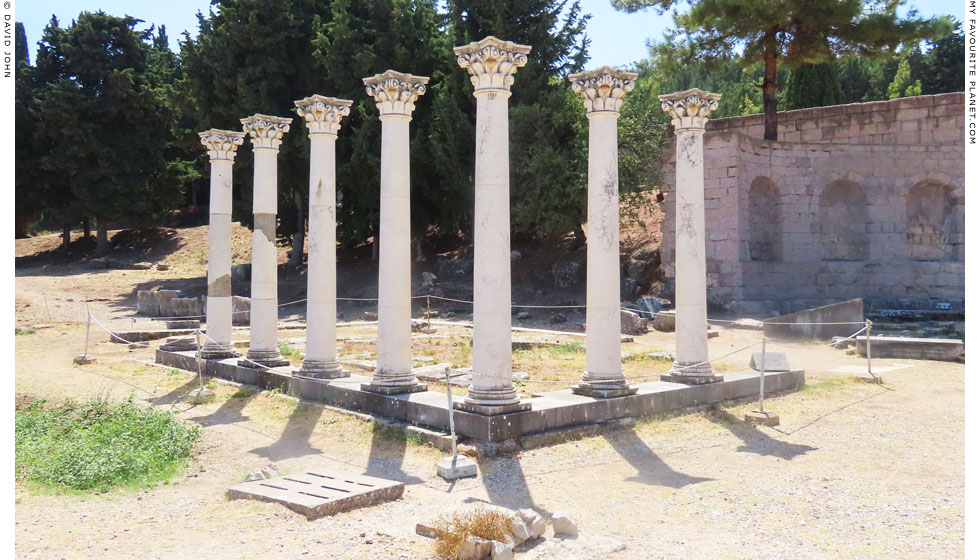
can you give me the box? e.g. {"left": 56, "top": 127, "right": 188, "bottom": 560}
{"left": 658, "top": 92, "right": 965, "bottom": 316}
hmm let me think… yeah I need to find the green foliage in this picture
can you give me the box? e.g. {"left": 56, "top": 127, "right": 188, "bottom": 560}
{"left": 888, "top": 57, "right": 921, "bottom": 99}
{"left": 15, "top": 396, "right": 200, "bottom": 492}
{"left": 278, "top": 340, "right": 295, "bottom": 356}
{"left": 20, "top": 13, "right": 183, "bottom": 250}
{"left": 787, "top": 62, "right": 843, "bottom": 110}
{"left": 615, "top": 0, "right": 953, "bottom": 139}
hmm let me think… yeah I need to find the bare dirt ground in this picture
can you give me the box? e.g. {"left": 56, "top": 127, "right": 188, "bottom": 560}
{"left": 14, "top": 225, "right": 964, "bottom": 560}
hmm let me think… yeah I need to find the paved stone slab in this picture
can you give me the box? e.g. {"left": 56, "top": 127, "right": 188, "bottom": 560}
{"left": 227, "top": 470, "right": 403, "bottom": 520}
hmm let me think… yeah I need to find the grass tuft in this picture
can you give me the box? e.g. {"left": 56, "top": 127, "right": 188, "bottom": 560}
{"left": 15, "top": 395, "right": 200, "bottom": 493}
{"left": 432, "top": 506, "right": 513, "bottom": 559}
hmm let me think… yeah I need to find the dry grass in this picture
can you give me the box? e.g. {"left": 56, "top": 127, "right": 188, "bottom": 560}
{"left": 431, "top": 506, "right": 513, "bottom": 559}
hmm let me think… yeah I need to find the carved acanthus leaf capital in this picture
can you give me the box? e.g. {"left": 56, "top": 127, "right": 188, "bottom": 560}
{"left": 240, "top": 114, "right": 292, "bottom": 150}
{"left": 454, "top": 36, "right": 532, "bottom": 94}
{"left": 569, "top": 66, "right": 638, "bottom": 115}
{"left": 295, "top": 95, "right": 353, "bottom": 136}
{"left": 658, "top": 88, "right": 722, "bottom": 132}
{"left": 363, "top": 70, "right": 429, "bottom": 118}
{"left": 199, "top": 129, "right": 246, "bottom": 161}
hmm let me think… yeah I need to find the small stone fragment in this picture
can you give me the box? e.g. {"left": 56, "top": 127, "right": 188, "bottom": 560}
{"left": 490, "top": 540, "right": 513, "bottom": 560}
{"left": 458, "top": 536, "right": 491, "bottom": 560}
{"left": 421, "top": 271, "right": 438, "bottom": 287}
{"left": 508, "top": 516, "right": 531, "bottom": 545}
{"left": 132, "top": 262, "right": 153, "bottom": 270}
{"left": 156, "top": 263, "right": 170, "bottom": 271}
{"left": 362, "top": 311, "right": 378, "bottom": 321}
{"left": 551, "top": 510, "right": 578, "bottom": 537}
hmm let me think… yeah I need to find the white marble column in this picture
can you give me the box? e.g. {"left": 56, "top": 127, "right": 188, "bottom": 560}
{"left": 199, "top": 129, "right": 246, "bottom": 359}
{"left": 569, "top": 67, "right": 639, "bottom": 398}
{"left": 455, "top": 37, "right": 532, "bottom": 415}
{"left": 240, "top": 114, "right": 292, "bottom": 369}
{"left": 659, "top": 88, "right": 723, "bottom": 384}
{"left": 294, "top": 95, "right": 353, "bottom": 379}
{"left": 361, "top": 70, "right": 429, "bottom": 395}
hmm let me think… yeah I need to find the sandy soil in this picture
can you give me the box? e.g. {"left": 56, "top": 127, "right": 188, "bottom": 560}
{"left": 14, "top": 224, "right": 964, "bottom": 560}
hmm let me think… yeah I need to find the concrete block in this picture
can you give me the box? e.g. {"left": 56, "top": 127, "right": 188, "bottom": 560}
{"left": 749, "top": 352, "right": 790, "bottom": 372}
{"left": 437, "top": 456, "right": 477, "bottom": 480}
{"left": 459, "top": 536, "right": 492, "bottom": 560}
{"left": 227, "top": 470, "right": 404, "bottom": 520}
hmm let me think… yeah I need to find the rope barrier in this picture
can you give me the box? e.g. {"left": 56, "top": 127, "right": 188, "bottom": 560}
{"left": 764, "top": 325, "right": 867, "bottom": 350}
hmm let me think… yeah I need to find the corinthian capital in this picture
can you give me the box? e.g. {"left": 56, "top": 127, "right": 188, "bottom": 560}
{"left": 658, "top": 88, "right": 722, "bottom": 132}
{"left": 454, "top": 36, "right": 532, "bottom": 94}
{"left": 363, "top": 70, "right": 429, "bottom": 119}
{"left": 294, "top": 95, "right": 353, "bottom": 136}
{"left": 240, "top": 114, "right": 292, "bottom": 150}
{"left": 569, "top": 66, "right": 638, "bottom": 115}
{"left": 199, "top": 129, "right": 246, "bottom": 161}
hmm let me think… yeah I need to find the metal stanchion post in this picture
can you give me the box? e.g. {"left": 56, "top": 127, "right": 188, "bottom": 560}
{"left": 74, "top": 309, "right": 96, "bottom": 365}
{"left": 84, "top": 310, "right": 91, "bottom": 358}
{"left": 436, "top": 366, "right": 476, "bottom": 479}
{"left": 445, "top": 368, "right": 457, "bottom": 461}
{"left": 759, "top": 338, "right": 766, "bottom": 413}
{"left": 865, "top": 319, "right": 877, "bottom": 383}
{"left": 189, "top": 329, "right": 213, "bottom": 403}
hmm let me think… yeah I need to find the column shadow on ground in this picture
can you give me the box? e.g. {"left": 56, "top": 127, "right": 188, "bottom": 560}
{"left": 185, "top": 391, "right": 257, "bottom": 427}
{"left": 601, "top": 429, "right": 714, "bottom": 488}
{"left": 249, "top": 402, "right": 325, "bottom": 461}
{"left": 150, "top": 377, "right": 206, "bottom": 406}
{"left": 706, "top": 410, "right": 817, "bottom": 460}
{"left": 469, "top": 456, "right": 542, "bottom": 515}
{"left": 363, "top": 423, "right": 424, "bottom": 485}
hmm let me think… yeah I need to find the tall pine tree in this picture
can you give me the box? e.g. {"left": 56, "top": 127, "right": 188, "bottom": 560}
{"left": 613, "top": 0, "right": 951, "bottom": 140}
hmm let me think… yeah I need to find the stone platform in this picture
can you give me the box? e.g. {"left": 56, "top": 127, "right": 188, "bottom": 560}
{"left": 157, "top": 349, "right": 804, "bottom": 443}
{"left": 227, "top": 470, "right": 404, "bottom": 519}
{"left": 855, "top": 335, "right": 964, "bottom": 361}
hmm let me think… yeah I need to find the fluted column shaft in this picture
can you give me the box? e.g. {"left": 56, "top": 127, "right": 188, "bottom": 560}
{"left": 361, "top": 70, "right": 429, "bottom": 395}
{"left": 454, "top": 36, "right": 532, "bottom": 414}
{"left": 199, "top": 129, "right": 245, "bottom": 359}
{"left": 659, "top": 89, "right": 723, "bottom": 384}
{"left": 295, "top": 95, "right": 352, "bottom": 379}
{"left": 240, "top": 114, "right": 292, "bottom": 369}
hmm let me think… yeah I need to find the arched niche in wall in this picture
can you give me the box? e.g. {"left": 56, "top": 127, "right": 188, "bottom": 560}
{"left": 747, "top": 176, "right": 781, "bottom": 261}
{"left": 906, "top": 180, "right": 954, "bottom": 261}
{"left": 818, "top": 180, "right": 869, "bottom": 261}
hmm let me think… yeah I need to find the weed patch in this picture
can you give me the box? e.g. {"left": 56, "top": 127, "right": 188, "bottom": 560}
{"left": 431, "top": 506, "right": 513, "bottom": 559}
{"left": 15, "top": 395, "right": 200, "bottom": 492}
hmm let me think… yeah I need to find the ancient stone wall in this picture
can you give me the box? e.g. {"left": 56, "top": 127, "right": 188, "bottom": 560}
{"left": 659, "top": 93, "right": 965, "bottom": 316}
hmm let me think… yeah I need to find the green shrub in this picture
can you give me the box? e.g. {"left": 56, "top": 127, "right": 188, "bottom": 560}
{"left": 15, "top": 395, "right": 200, "bottom": 492}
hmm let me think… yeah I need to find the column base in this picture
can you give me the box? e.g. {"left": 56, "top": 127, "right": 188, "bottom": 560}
{"left": 453, "top": 400, "right": 532, "bottom": 416}
{"left": 571, "top": 383, "right": 638, "bottom": 399}
{"left": 660, "top": 372, "right": 724, "bottom": 385}
{"left": 240, "top": 349, "right": 290, "bottom": 369}
{"left": 199, "top": 343, "right": 239, "bottom": 360}
{"left": 456, "top": 386, "right": 531, "bottom": 416}
{"left": 360, "top": 382, "right": 428, "bottom": 395}
{"left": 295, "top": 360, "right": 349, "bottom": 380}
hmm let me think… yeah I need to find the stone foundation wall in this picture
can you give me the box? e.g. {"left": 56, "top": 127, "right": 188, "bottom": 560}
{"left": 659, "top": 93, "right": 965, "bottom": 316}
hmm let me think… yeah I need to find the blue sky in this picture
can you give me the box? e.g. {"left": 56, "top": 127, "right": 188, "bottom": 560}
{"left": 16, "top": 0, "right": 967, "bottom": 68}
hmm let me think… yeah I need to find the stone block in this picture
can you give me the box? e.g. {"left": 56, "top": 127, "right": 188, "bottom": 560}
{"left": 232, "top": 296, "right": 251, "bottom": 326}
{"left": 509, "top": 516, "right": 531, "bottom": 545}
{"left": 159, "top": 297, "right": 205, "bottom": 318}
{"left": 620, "top": 310, "right": 648, "bottom": 335}
{"left": 652, "top": 309, "right": 675, "bottom": 332}
{"left": 437, "top": 456, "right": 477, "bottom": 480}
{"left": 490, "top": 540, "right": 513, "bottom": 560}
{"left": 551, "top": 510, "right": 579, "bottom": 537}
{"left": 227, "top": 470, "right": 404, "bottom": 520}
{"left": 749, "top": 352, "right": 790, "bottom": 372}
{"left": 459, "top": 536, "right": 492, "bottom": 560}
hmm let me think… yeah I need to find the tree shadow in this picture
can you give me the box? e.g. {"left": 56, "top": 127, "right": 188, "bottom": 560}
{"left": 249, "top": 402, "right": 325, "bottom": 461}
{"left": 363, "top": 422, "right": 424, "bottom": 485}
{"left": 601, "top": 429, "right": 714, "bottom": 488}
{"left": 706, "top": 410, "right": 817, "bottom": 460}
{"left": 15, "top": 228, "right": 185, "bottom": 270}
